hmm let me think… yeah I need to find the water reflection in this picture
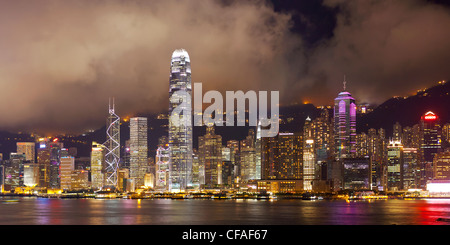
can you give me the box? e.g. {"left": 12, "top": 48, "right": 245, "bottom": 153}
{"left": 0, "top": 198, "right": 449, "bottom": 225}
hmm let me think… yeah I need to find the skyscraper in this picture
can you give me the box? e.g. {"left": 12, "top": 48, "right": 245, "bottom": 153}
{"left": 104, "top": 98, "right": 120, "bottom": 189}
{"left": 303, "top": 117, "right": 315, "bottom": 191}
{"left": 419, "top": 111, "right": 442, "bottom": 188}
{"left": 333, "top": 81, "right": 357, "bottom": 160}
{"left": 156, "top": 137, "right": 170, "bottom": 190}
{"left": 261, "top": 132, "right": 302, "bottom": 180}
{"left": 239, "top": 129, "right": 256, "bottom": 182}
{"left": 198, "top": 126, "right": 223, "bottom": 187}
{"left": 60, "top": 156, "right": 74, "bottom": 190}
{"left": 129, "top": 117, "right": 148, "bottom": 187}
{"left": 387, "top": 141, "right": 403, "bottom": 191}
{"left": 90, "top": 141, "right": 105, "bottom": 190}
{"left": 16, "top": 142, "right": 35, "bottom": 162}
{"left": 48, "top": 141, "right": 63, "bottom": 189}
{"left": 168, "top": 49, "right": 193, "bottom": 192}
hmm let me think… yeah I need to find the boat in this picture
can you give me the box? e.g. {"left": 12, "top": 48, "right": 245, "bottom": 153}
{"left": 2, "top": 199, "right": 19, "bottom": 203}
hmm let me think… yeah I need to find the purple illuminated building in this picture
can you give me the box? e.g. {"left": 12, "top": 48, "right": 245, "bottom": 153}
{"left": 333, "top": 85, "right": 357, "bottom": 160}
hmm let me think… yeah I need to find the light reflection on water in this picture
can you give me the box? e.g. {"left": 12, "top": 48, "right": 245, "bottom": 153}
{"left": 0, "top": 198, "right": 449, "bottom": 225}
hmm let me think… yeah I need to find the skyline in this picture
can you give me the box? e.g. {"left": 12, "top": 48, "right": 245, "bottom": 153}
{"left": 1, "top": 0, "right": 450, "bottom": 135}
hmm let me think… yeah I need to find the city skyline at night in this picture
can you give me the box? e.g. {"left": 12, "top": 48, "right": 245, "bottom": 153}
{"left": 1, "top": 0, "right": 450, "bottom": 231}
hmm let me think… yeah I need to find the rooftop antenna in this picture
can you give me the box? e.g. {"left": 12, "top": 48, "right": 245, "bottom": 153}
{"left": 109, "top": 97, "right": 115, "bottom": 113}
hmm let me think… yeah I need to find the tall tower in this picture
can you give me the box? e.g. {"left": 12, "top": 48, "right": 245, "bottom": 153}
{"left": 129, "top": 117, "right": 148, "bottom": 188}
{"left": 333, "top": 78, "right": 356, "bottom": 160}
{"left": 168, "top": 49, "right": 193, "bottom": 192}
{"left": 104, "top": 97, "right": 120, "bottom": 189}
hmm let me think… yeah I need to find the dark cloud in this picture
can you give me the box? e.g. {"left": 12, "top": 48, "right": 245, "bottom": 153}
{"left": 304, "top": 0, "right": 450, "bottom": 104}
{"left": 0, "top": 0, "right": 449, "bottom": 134}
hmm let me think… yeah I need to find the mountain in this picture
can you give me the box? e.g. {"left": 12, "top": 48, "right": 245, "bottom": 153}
{"left": 357, "top": 80, "right": 450, "bottom": 136}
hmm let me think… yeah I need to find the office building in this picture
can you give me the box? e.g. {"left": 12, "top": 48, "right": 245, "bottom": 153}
{"left": 333, "top": 81, "right": 357, "bottom": 160}
{"left": 129, "top": 117, "right": 148, "bottom": 187}
{"left": 168, "top": 49, "right": 193, "bottom": 192}
{"left": 16, "top": 142, "right": 35, "bottom": 162}
{"left": 104, "top": 98, "right": 120, "bottom": 189}
{"left": 433, "top": 150, "right": 450, "bottom": 180}
{"left": 198, "top": 126, "right": 223, "bottom": 187}
{"left": 261, "top": 132, "right": 302, "bottom": 180}
{"left": 60, "top": 156, "right": 75, "bottom": 190}
{"left": 387, "top": 141, "right": 403, "bottom": 191}
{"left": 343, "top": 157, "right": 370, "bottom": 190}
{"left": 90, "top": 142, "right": 105, "bottom": 190}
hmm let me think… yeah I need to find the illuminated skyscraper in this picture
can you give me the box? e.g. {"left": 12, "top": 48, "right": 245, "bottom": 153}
{"left": 403, "top": 147, "right": 419, "bottom": 189}
{"left": 261, "top": 132, "right": 302, "bottom": 180}
{"left": 420, "top": 111, "right": 441, "bottom": 162}
{"left": 16, "top": 142, "right": 35, "bottom": 162}
{"left": 303, "top": 117, "right": 315, "bottom": 191}
{"left": 240, "top": 129, "right": 256, "bottom": 183}
{"left": 48, "top": 141, "right": 63, "bottom": 189}
{"left": 129, "top": 117, "right": 148, "bottom": 188}
{"left": 90, "top": 141, "right": 105, "bottom": 190}
{"left": 198, "top": 126, "right": 223, "bottom": 187}
{"left": 60, "top": 156, "right": 74, "bottom": 190}
{"left": 433, "top": 150, "right": 450, "bottom": 180}
{"left": 168, "top": 49, "right": 193, "bottom": 191}
{"left": 156, "top": 137, "right": 170, "bottom": 190}
{"left": 37, "top": 139, "right": 51, "bottom": 188}
{"left": 419, "top": 111, "right": 442, "bottom": 188}
{"left": 104, "top": 98, "right": 120, "bottom": 189}
{"left": 387, "top": 141, "right": 403, "bottom": 191}
{"left": 333, "top": 80, "right": 357, "bottom": 160}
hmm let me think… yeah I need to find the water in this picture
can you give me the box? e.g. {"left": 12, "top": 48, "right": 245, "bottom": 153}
{"left": 1, "top": 197, "right": 450, "bottom": 225}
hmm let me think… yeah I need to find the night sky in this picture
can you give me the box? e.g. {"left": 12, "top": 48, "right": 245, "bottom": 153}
{"left": 0, "top": 0, "right": 449, "bottom": 134}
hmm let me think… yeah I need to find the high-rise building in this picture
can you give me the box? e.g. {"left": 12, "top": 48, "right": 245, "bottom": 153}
{"left": 255, "top": 121, "right": 262, "bottom": 180}
{"left": 48, "top": 141, "right": 63, "bottom": 189}
{"left": 387, "top": 141, "right": 403, "bottom": 191}
{"left": 155, "top": 137, "right": 170, "bottom": 191}
{"left": 37, "top": 139, "right": 51, "bottom": 188}
{"left": 5, "top": 153, "right": 26, "bottom": 189}
{"left": 129, "top": 117, "right": 148, "bottom": 188}
{"left": 239, "top": 129, "right": 256, "bottom": 183}
{"left": 403, "top": 147, "right": 419, "bottom": 189}
{"left": 333, "top": 83, "right": 357, "bottom": 160}
{"left": 420, "top": 111, "right": 442, "bottom": 163}
{"left": 303, "top": 117, "right": 315, "bottom": 191}
{"left": 343, "top": 157, "right": 370, "bottom": 190}
{"left": 261, "top": 132, "right": 302, "bottom": 180}
{"left": 16, "top": 142, "right": 35, "bottom": 162}
{"left": 311, "top": 108, "right": 332, "bottom": 156}
{"left": 60, "top": 156, "right": 74, "bottom": 190}
{"left": 419, "top": 111, "right": 442, "bottom": 188}
{"left": 90, "top": 142, "right": 105, "bottom": 190}
{"left": 433, "top": 150, "right": 450, "bottom": 180}
{"left": 198, "top": 126, "right": 223, "bottom": 187}
{"left": 227, "top": 140, "right": 240, "bottom": 182}
{"left": 104, "top": 98, "right": 120, "bottom": 189}
{"left": 168, "top": 49, "right": 193, "bottom": 192}
{"left": 23, "top": 163, "right": 39, "bottom": 187}
{"left": 443, "top": 123, "right": 450, "bottom": 146}
{"left": 71, "top": 169, "right": 89, "bottom": 190}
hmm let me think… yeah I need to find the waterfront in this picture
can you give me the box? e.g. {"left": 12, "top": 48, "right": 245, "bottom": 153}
{"left": 0, "top": 197, "right": 449, "bottom": 225}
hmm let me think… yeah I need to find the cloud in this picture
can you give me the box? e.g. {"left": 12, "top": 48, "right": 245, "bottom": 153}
{"left": 305, "top": 0, "right": 450, "bottom": 104}
{"left": 0, "top": 0, "right": 303, "bottom": 134}
{"left": 0, "top": 0, "right": 449, "bottom": 134}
